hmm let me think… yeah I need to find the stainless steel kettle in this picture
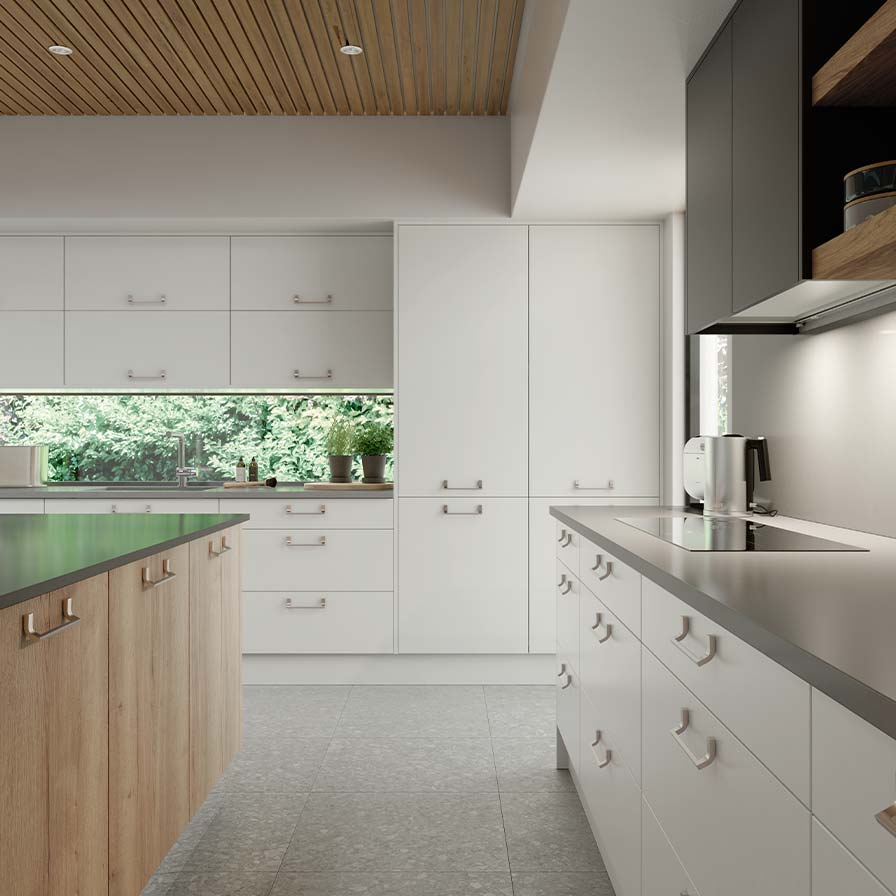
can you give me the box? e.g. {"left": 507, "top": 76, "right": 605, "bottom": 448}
{"left": 683, "top": 434, "right": 771, "bottom": 517}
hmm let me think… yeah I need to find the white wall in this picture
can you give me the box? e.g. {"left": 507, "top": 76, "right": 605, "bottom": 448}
{"left": 0, "top": 116, "right": 510, "bottom": 227}
{"left": 661, "top": 212, "right": 686, "bottom": 505}
{"left": 731, "top": 310, "right": 896, "bottom": 537}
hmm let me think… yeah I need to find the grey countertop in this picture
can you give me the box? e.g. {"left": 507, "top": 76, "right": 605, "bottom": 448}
{"left": 0, "top": 484, "right": 394, "bottom": 500}
{"left": 551, "top": 505, "right": 896, "bottom": 741}
{"left": 0, "top": 513, "right": 249, "bottom": 611}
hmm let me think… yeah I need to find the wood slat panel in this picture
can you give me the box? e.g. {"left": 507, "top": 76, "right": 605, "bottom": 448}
{"left": 0, "top": 0, "right": 524, "bottom": 114}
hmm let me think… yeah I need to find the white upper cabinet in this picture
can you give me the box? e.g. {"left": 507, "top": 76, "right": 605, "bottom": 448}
{"left": 0, "top": 312, "right": 63, "bottom": 388}
{"left": 231, "top": 236, "right": 392, "bottom": 310}
{"left": 231, "top": 311, "right": 392, "bottom": 389}
{"left": 0, "top": 237, "right": 63, "bottom": 310}
{"left": 396, "top": 225, "right": 528, "bottom": 497}
{"left": 65, "top": 236, "right": 229, "bottom": 310}
{"left": 529, "top": 226, "right": 660, "bottom": 498}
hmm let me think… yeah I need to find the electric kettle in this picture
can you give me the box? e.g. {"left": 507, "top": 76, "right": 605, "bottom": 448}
{"left": 683, "top": 434, "right": 771, "bottom": 517}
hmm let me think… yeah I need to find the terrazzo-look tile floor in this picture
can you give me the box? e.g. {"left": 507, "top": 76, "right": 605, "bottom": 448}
{"left": 142, "top": 685, "right": 614, "bottom": 896}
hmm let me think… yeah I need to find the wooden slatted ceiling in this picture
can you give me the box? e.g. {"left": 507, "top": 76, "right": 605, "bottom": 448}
{"left": 0, "top": 0, "right": 525, "bottom": 115}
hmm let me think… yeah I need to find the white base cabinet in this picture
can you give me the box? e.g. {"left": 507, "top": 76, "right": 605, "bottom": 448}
{"left": 812, "top": 819, "right": 890, "bottom": 896}
{"left": 643, "top": 799, "right": 700, "bottom": 896}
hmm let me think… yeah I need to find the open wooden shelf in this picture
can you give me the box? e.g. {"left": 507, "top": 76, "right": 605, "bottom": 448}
{"left": 813, "top": 0, "right": 896, "bottom": 106}
{"left": 813, "top": 203, "right": 896, "bottom": 279}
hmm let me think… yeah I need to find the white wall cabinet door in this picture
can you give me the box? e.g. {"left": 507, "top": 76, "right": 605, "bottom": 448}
{"left": 529, "top": 226, "right": 660, "bottom": 498}
{"left": 398, "top": 498, "right": 527, "bottom": 653}
{"left": 231, "top": 311, "right": 392, "bottom": 389}
{"left": 231, "top": 236, "right": 392, "bottom": 311}
{"left": 396, "top": 225, "right": 527, "bottom": 497}
{"left": 0, "top": 237, "right": 63, "bottom": 310}
{"left": 0, "top": 311, "right": 64, "bottom": 388}
{"left": 65, "top": 311, "right": 230, "bottom": 387}
{"left": 65, "top": 236, "right": 229, "bottom": 310}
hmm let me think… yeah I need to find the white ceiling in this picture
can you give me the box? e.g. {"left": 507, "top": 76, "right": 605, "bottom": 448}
{"left": 511, "top": 0, "right": 736, "bottom": 221}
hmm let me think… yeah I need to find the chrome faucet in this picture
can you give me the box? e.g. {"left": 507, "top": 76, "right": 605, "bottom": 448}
{"left": 167, "top": 431, "right": 198, "bottom": 488}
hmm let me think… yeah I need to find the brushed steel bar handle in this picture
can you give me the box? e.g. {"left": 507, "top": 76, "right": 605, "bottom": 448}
{"left": 557, "top": 529, "right": 573, "bottom": 547}
{"left": 574, "top": 479, "right": 615, "bottom": 490}
{"left": 286, "top": 535, "right": 327, "bottom": 546}
{"left": 128, "top": 369, "right": 167, "bottom": 380}
{"left": 876, "top": 804, "right": 896, "bottom": 837}
{"left": 286, "top": 597, "right": 327, "bottom": 609}
{"left": 591, "top": 612, "right": 612, "bottom": 643}
{"left": 558, "top": 575, "right": 573, "bottom": 595}
{"left": 142, "top": 558, "right": 176, "bottom": 589}
{"left": 293, "top": 369, "right": 333, "bottom": 380}
{"left": 208, "top": 535, "right": 232, "bottom": 557}
{"left": 442, "top": 505, "right": 483, "bottom": 515}
{"left": 672, "top": 616, "right": 717, "bottom": 667}
{"left": 591, "top": 730, "right": 612, "bottom": 768}
{"left": 127, "top": 293, "right": 167, "bottom": 305}
{"left": 591, "top": 554, "right": 613, "bottom": 580}
{"left": 442, "top": 479, "right": 483, "bottom": 490}
{"left": 293, "top": 293, "right": 333, "bottom": 305}
{"left": 560, "top": 673, "right": 572, "bottom": 690}
{"left": 286, "top": 504, "right": 326, "bottom": 515}
{"left": 671, "top": 708, "right": 717, "bottom": 770}
{"left": 23, "top": 597, "right": 80, "bottom": 642}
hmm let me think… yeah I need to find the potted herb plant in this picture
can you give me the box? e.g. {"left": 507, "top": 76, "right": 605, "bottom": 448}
{"left": 325, "top": 417, "right": 355, "bottom": 483}
{"left": 355, "top": 420, "right": 393, "bottom": 484}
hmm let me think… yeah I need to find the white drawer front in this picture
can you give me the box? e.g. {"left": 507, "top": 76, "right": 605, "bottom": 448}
{"left": 0, "top": 498, "right": 44, "bottom": 513}
{"left": 579, "top": 587, "right": 641, "bottom": 784}
{"left": 643, "top": 799, "right": 700, "bottom": 896}
{"left": 579, "top": 691, "right": 642, "bottom": 896}
{"left": 0, "top": 237, "right": 63, "bottom": 310}
{"left": 44, "top": 498, "right": 216, "bottom": 514}
{"left": 556, "top": 561, "right": 579, "bottom": 659}
{"left": 242, "top": 529, "right": 393, "bottom": 592}
{"left": 813, "top": 688, "right": 896, "bottom": 891}
{"left": 219, "top": 498, "right": 393, "bottom": 529}
{"left": 231, "top": 236, "right": 392, "bottom": 311}
{"left": 579, "top": 538, "right": 641, "bottom": 637}
{"left": 555, "top": 521, "right": 580, "bottom": 572}
{"left": 231, "top": 311, "right": 393, "bottom": 389}
{"left": 556, "top": 648, "right": 579, "bottom": 774}
{"left": 242, "top": 591, "right": 393, "bottom": 654}
{"left": 0, "top": 311, "right": 64, "bottom": 388}
{"left": 642, "top": 578, "right": 810, "bottom": 804}
{"left": 65, "top": 311, "right": 230, "bottom": 387}
{"left": 65, "top": 236, "right": 229, "bottom": 310}
{"left": 813, "top": 819, "right": 890, "bottom": 896}
{"left": 642, "top": 649, "right": 810, "bottom": 896}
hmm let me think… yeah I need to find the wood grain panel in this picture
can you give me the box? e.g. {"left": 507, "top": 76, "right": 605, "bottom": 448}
{"left": 0, "top": 0, "right": 523, "bottom": 114}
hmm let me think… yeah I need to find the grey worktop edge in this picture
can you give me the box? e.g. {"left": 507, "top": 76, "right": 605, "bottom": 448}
{"left": 0, "top": 514, "right": 249, "bottom": 612}
{"left": 0, "top": 487, "right": 393, "bottom": 500}
{"left": 550, "top": 507, "right": 896, "bottom": 742}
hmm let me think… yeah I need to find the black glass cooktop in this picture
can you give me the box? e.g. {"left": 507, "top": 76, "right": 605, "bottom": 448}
{"left": 616, "top": 515, "right": 867, "bottom": 552}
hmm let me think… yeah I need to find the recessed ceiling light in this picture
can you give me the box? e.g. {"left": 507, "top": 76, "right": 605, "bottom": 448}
{"left": 48, "top": 44, "right": 73, "bottom": 56}
{"left": 340, "top": 43, "right": 363, "bottom": 56}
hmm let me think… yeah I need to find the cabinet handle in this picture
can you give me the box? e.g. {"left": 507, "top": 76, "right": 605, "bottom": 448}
{"left": 557, "top": 575, "right": 573, "bottom": 595}
{"left": 128, "top": 369, "right": 167, "bottom": 381}
{"left": 876, "top": 804, "right": 896, "bottom": 838}
{"left": 286, "top": 504, "right": 326, "bottom": 515}
{"left": 591, "top": 612, "right": 612, "bottom": 643}
{"left": 442, "top": 479, "right": 483, "bottom": 490}
{"left": 442, "top": 505, "right": 483, "bottom": 515}
{"left": 293, "top": 293, "right": 333, "bottom": 305}
{"left": 127, "top": 293, "right": 167, "bottom": 305}
{"left": 560, "top": 673, "right": 573, "bottom": 690}
{"left": 142, "top": 558, "right": 176, "bottom": 589}
{"left": 286, "top": 535, "right": 327, "bottom": 546}
{"left": 286, "top": 596, "right": 326, "bottom": 609}
{"left": 591, "top": 554, "right": 613, "bottom": 580}
{"left": 671, "top": 616, "right": 717, "bottom": 667}
{"left": 23, "top": 597, "right": 80, "bottom": 642}
{"left": 293, "top": 369, "right": 333, "bottom": 380}
{"left": 591, "top": 730, "right": 612, "bottom": 768}
{"left": 557, "top": 529, "right": 573, "bottom": 547}
{"left": 557, "top": 662, "right": 567, "bottom": 677}
{"left": 670, "top": 708, "right": 717, "bottom": 770}
{"left": 574, "top": 479, "right": 615, "bottom": 490}
{"left": 208, "top": 535, "right": 232, "bottom": 557}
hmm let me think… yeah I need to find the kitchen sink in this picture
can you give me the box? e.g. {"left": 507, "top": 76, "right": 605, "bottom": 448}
{"left": 98, "top": 484, "right": 219, "bottom": 491}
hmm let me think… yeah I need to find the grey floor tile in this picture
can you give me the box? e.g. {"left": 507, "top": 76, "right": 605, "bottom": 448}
{"left": 511, "top": 872, "right": 615, "bottom": 896}
{"left": 484, "top": 686, "right": 557, "bottom": 738}
{"left": 335, "top": 686, "right": 490, "bottom": 738}
{"left": 141, "top": 873, "right": 178, "bottom": 896}
{"left": 155, "top": 790, "right": 225, "bottom": 875}
{"left": 219, "top": 738, "right": 331, "bottom": 792}
{"left": 271, "top": 872, "right": 514, "bottom": 895}
{"left": 313, "top": 738, "right": 497, "bottom": 793}
{"left": 243, "top": 685, "right": 351, "bottom": 738}
{"left": 184, "top": 792, "right": 308, "bottom": 873}
{"left": 281, "top": 793, "right": 509, "bottom": 873}
{"left": 166, "top": 872, "right": 278, "bottom": 895}
{"left": 492, "top": 738, "right": 575, "bottom": 793}
{"left": 500, "top": 792, "right": 606, "bottom": 873}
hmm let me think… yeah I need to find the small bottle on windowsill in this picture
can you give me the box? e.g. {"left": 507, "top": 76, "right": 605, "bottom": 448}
{"left": 235, "top": 457, "right": 246, "bottom": 483}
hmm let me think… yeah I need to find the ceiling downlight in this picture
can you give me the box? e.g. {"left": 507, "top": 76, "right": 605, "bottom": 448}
{"left": 48, "top": 45, "right": 73, "bottom": 56}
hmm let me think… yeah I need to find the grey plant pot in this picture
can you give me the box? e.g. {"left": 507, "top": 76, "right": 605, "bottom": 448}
{"left": 361, "top": 455, "right": 387, "bottom": 484}
{"left": 328, "top": 455, "right": 353, "bottom": 483}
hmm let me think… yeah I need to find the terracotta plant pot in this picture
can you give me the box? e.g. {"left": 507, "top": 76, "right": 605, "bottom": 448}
{"left": 328, "top": 455, "right": 353, "bottom": 483}
{"left": 361, "top": 455, "right": 387, "bottom": 484}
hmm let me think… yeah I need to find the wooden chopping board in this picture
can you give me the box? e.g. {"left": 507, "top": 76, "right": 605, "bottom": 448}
{"left": 302, "top": 482, "right": 394, "bottom": 491}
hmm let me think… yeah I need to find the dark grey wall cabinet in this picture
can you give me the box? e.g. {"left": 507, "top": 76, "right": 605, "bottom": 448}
{"left": 686, "top": 24, "right": 733, "bottom": 334}
{"left": 732, "top": 0, "right": 802, "bottom": 312}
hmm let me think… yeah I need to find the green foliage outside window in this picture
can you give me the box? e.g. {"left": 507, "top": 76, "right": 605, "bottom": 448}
{"left": 0, "top": 394, "right": 393, "bottom": 483}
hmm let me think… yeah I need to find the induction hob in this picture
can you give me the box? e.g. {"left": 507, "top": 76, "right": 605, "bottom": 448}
{"left": 616, "top": 515, "right": 867, "bottom": 552}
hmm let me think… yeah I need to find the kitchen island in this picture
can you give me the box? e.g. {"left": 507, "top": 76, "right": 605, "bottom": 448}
{"left": 0, "top": 512, "right": 248, "bottom": 896}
